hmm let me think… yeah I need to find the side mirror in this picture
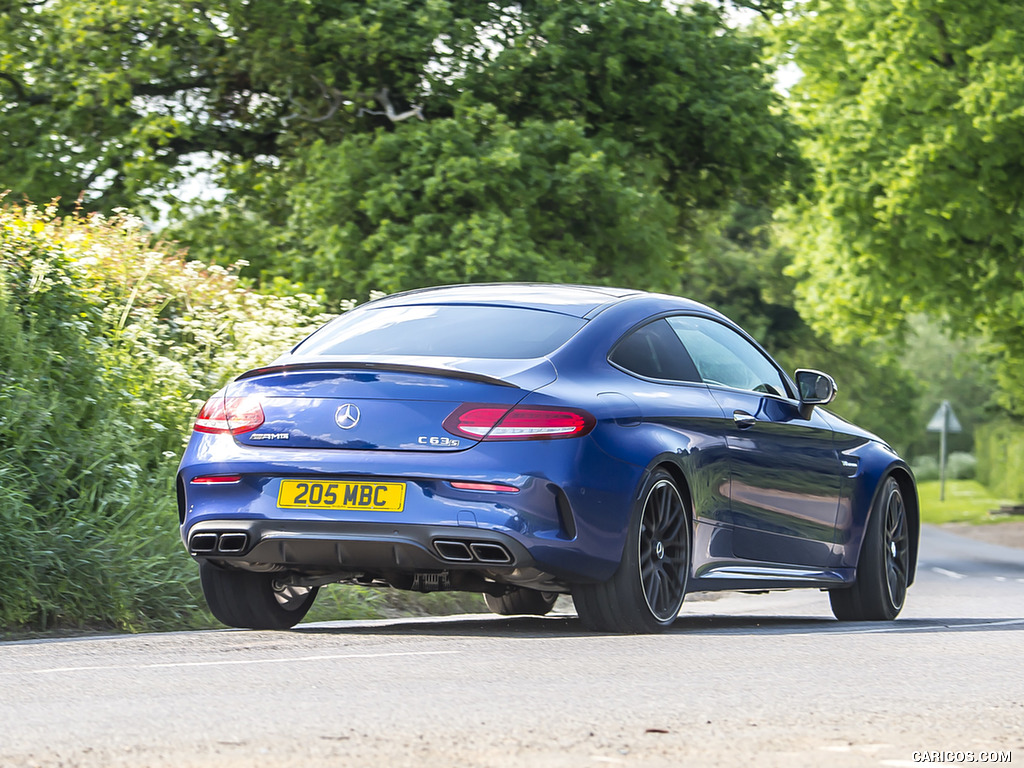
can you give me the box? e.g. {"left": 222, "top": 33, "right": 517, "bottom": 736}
{"left": 795, "top": 369, "right": 837, "bottom": 419}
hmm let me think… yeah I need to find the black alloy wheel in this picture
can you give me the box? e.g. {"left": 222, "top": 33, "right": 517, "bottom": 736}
{"left": 200, "top": 561, "right": 319, "bottom": 629}
{"left": 638, "top": 477, "right": 690, "bottom": 623}
{"left": 882, "top": 479, "right": 911, "bottom": 608}
{"left": 483, "top": 587, "right": 559, "bottom": 616}
{"left": 573, "top": 468, "right": 691, "bottom": 633}
{"left": 830, "top": 476, "right": 910, "bottom": 621}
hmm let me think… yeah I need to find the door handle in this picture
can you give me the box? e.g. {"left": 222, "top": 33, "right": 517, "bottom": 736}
{"left": 733, "top": 410, "right": 757, "bottom": 429}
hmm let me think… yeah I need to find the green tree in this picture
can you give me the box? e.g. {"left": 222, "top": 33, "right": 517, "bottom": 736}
{"left": 780, "top": 0, "right": 1024, "bottom": 415}
{"left": 899, "top": 316, "right": 997, "bottom": 459}
{"left": 0, "top": 0, "right": 485, "bottom": 209}
{"left": 684, "top": 203, "right": 920, "bottom": 452}
{"left": 287, "top": 107, "right": 680, "bottom": 298}
{"left": 280, "top": 0, "right": 797, "bottom": 298}
{"left": 2, "top": 1, "right": 797, "bottom": 297}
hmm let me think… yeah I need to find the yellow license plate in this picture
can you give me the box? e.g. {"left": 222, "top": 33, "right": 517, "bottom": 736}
{"left": 277, "top": 480, "right": 406, "bottom": 512}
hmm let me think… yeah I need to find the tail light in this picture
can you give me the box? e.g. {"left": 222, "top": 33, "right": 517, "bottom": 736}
{"left": 443, "top": 403, "right": 595, "bottom": 441}
{"left": 194, "top": 395, "right": 265, "bottom": 435}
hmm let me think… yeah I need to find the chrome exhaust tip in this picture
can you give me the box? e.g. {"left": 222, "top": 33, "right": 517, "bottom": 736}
{"left": 433, "top": 540, "right": 474, "bottom": 562}
{"left": 469, "top": 542, "right": 513, "bottom": 564}
{"left": 190, "top": 532, "right": 218, "bottom": 553}
{"left": 217, "top": 532, "right": 248, "bottom": 554}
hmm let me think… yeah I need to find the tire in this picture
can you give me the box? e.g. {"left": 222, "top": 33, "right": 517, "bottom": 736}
{"left": 199, "top": 561, "right": 319, "bottom": 629}
{"left": 483, "top": 587, "right": 559, "bottom": 616}
{"left": 572, "top": 469, "right": 691, "bottom": 633}
{"left": 830, "top": 476, "right": 910, "bottom": 621}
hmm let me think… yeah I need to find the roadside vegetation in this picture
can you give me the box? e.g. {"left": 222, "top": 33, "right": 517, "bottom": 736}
{"left": 0, "top": 202, "right": 335, "bottom": 632}
{"left": 916, "top": 481, "right": 1016, "bottom": 526}
{"left": 2, "top": 0, "right": 1024, "bottom": 633}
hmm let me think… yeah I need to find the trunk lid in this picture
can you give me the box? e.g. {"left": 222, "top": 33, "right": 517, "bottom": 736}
{"left": 224, "top": 360, "right": 554, "bottom": 452}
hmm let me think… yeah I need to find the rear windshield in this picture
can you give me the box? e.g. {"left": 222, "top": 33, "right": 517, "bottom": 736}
{"left": 293, "top": 305, "right": 587, "bottom": 360}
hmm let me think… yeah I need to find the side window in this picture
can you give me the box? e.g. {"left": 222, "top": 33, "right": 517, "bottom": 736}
{"left": 666, "top": 316, "right": 789, "bottom": 397}
{"left": 609, "top": 320, "right": 701, "bottom": 382}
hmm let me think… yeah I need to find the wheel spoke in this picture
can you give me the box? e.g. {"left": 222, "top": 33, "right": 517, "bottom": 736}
{"left": 272, "top": 582, "right": 312, "bottom": 611}
{"left": 887, "top": 509, "right": 901, "bottom": 539}
{"left": 657, "top": 488, "right": 670, "bottom": 530}
{"left": 648, "top": 570, "right": 662, "bottom": 611}
{"left": 664, "top": 555, "right": 687, "bottom": 576}
{"left": 641, "top": 557, "right": 657, "bottom": 581}
{"left": 887, "top": 559, "right": 907, "bottom": 601}
{"left": 892, "top": 557, "right": 906, "bottom": 579}
{"left": 662, "top": 560, "right": 683, "bottom": 585}
{"left": 661, "top": 511, "right": 683, "bottom": 542}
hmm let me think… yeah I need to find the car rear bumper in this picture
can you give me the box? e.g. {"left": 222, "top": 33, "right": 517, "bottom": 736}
{"left": 184, "top": 518, "right": 562, "bottom": 584}
{"left": 177, "top": 433, "right": 647, "bottom": 584}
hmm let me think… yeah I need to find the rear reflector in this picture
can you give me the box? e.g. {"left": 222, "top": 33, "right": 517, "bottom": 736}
{"left": 449, "top": 481, "right": 520, "bottom": 493}
{"left": 194, "top": 396, "right": 265, "bottom": 435}
{"left": 190, "top": 475, "right": 243, "bottom": 485}
{"left": 443, "top": 404, "right": 595, "bottom": 441}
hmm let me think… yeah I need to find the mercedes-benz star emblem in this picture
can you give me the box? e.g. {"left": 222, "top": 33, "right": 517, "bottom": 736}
{"left": 334, "top": 403, "right": 361, "bottom": 430}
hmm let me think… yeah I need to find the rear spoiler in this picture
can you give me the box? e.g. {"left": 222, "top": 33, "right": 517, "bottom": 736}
{"left": 235, "top": 361, "right": 520, "bottom": 389}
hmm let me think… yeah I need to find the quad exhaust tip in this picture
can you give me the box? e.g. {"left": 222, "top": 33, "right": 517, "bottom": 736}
{"left": 189, "top": 531, "right": 249, "bottom": 555}
{"left": 433, "top": 539, "right": 513, "bottom": 565}
{"left": 218, "top": 533, "right": 248, "bottom": 554}
{"left": 469, "top": 542, "right": 513, "bottom": 564}
{"left": 434, "top": 540, "right": 474, "bottom": 561}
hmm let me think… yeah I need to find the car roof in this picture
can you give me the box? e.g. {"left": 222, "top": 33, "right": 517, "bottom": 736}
{"left": 359, "top": 283, "right": 687, "bottom": 319}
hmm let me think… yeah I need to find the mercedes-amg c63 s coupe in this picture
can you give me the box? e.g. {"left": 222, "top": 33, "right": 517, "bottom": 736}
{"left": 177, "top": 284, "right": 918, "bottom": 633}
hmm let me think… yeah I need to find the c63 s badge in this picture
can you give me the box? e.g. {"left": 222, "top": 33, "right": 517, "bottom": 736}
{"left": 418, "top": 436, "right": 461, "bottom": 447}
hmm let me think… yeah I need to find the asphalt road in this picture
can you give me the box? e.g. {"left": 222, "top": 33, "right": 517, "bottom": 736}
{"left": 2, "top": 525, "right": 1022, "bottom": 768}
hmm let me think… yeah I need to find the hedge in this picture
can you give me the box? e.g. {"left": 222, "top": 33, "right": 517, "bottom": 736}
{"left": 974, "top": 421, "right": 1024, "bottom": 502}
{"left": 0, "top": 201, "right": 335, "bottom": 631}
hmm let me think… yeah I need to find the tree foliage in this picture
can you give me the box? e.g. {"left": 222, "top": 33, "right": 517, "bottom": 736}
{"left": 289, "top": 107, "right": 680, "bottom": 297}
{"left": 782, "top": 0, "right": 1024, "bottom": 414}
{"left": 0, "top": 0, "right": 484, "bottom": 207}
{"left": 683, "top": 203, "right": 920, "bottom": 452}
{"left": 1, "top": 0, "right": 797, "bottom": 299}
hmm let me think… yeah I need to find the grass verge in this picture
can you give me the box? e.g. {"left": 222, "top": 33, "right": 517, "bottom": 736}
{"left": 916, "top": 479, "right": 1018, "bottom": 525}
{"left": 303, "top": 584, "right": 488, "bottom": 624}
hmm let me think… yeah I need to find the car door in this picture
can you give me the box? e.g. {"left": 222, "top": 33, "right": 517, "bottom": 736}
{"left": 666, "top": 315, "right": 843, "bottom": 567}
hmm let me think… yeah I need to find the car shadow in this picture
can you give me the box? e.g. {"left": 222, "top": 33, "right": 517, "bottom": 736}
{"left": 294, "top": 613, "right": 1024, "bottom": 638}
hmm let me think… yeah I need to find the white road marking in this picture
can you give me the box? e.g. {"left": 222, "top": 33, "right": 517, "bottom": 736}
{"left": 995, "top": 576, "right": 1007, "bottom": 582}
{"left": 18, "top": 649, "right": 457, "bottom": 675}
{"left": 821, "top": 743, "right": 892, "bottom": 755}
{"left": 931, "top": 567, "right": 966, "bottom": 579}
{"left": 789, "top": 618, "right": 1024, "bottom": 637}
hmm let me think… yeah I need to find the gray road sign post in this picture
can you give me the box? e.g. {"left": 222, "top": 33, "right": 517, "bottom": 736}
{"left": 926, "top": 400, "right": 963, "bottom": 501}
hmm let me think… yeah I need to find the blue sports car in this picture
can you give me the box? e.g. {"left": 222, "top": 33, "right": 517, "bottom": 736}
{"left": 177, "top": 284, "right": 918, "bottom": 632}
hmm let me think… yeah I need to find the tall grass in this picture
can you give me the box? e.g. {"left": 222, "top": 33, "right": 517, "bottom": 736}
{"left": 0, "top": 202, "right": 336, "bottom": 632}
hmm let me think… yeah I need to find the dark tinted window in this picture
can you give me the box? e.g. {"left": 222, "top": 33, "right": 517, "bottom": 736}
{"left": 293, "top": 305, "right": 586, "bottom": 359}
{"left": 609, "top": 320, "right": 700, "bottom": 382}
